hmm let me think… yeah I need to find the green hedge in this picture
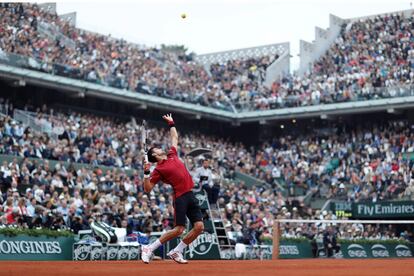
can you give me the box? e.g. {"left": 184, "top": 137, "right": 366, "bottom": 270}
{"left": 0, "top": 227, "right": 74, "bottom": 237}
{"left": 280, "top": 237, "right": 410, "bottom": 244}
{"left": 338, "top": 238, "right": 410, "bottom": 244}
{"left": 280, "top": 237, "right": 309, "bottom": 242}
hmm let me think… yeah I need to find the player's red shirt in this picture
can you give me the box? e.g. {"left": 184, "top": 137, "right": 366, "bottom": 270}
{"left": 150, "top": 146, "right": 194, "bottom": 199}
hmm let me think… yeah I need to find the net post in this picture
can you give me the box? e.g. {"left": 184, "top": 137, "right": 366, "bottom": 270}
{"left": 272, "top": 219, "right": 280, "bottom": 260}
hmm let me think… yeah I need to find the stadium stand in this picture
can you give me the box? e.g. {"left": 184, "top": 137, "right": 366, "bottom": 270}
{"left": 0, "top": 3, "right": 279, "bottom": 111}
{"left": 1, "top": 3, "right": 414, "bottom": 260}
{"left": 3, "top": 4, "right": 413, "bottom": 113}
{"left": 0, "top": 98, "right": 413, "bottom": 247}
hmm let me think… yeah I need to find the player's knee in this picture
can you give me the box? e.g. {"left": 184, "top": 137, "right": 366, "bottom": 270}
{"left": 194, "top": 221, "right": 204, "bottom": 233}
{"left": 174, "top": 226, "right": 185, "bottom": 236}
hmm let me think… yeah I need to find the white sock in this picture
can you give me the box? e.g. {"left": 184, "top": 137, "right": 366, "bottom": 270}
{"left": 174, "top": 241, "right": 188, "bottom": 253}
{"left": 148, "top": 239, "right": 162, "bottom": 251}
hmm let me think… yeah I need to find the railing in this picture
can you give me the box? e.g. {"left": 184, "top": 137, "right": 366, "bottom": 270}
{"left": 38, "top": 21, "right": 76, "bottom": 49}
{"left": 234, "top": 171, "right": 285, "bottom": 193}
{"left": 13, "top": 109, "right": 45, "bottom": 134}
{"left": 0, "top": 51, "right": 237, "bottom": 112}
{"left": 0, "top": 154, "right": 137, "bottom": 198}
{"left": 0, "top": 104, "right": 9, "bottom": 116}
{"left": 264, "top": 49, "right": 290, "bottom": 87}
{"left": 235, "top": 84, "right": 414, "bottom": 112}
{"left": 0, "top": 154, "right": 135, "bottom": 177}
{"left": 195, "top": 43, "right": 289, "bottom": 66}
{"left": 1, "top": 51, "right": 414, "bottom": 113}
{"left": 13, "top": 109, "right": 52, "bottom": 135}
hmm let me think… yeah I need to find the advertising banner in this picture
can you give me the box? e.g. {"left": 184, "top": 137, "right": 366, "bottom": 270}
{"left": 279, "top": 239, "right": 313, "bottom": 259}
{"left": 0, "top": 234, "right": 74, "bottom": 261}
{"left": 330, "top": 201, "right": 353, "bottom": 218}
{"left": 353, "top": 201, "right": 414, "bottom": 218}
{"left": 340, "top": 241, "right": 413, "bottom": 258}
{"left": 331, "top": 200, "right": 414, "bottom": 218}
{"left": 73, "top": 242, "right": 140, "bottom": 261}
{"left": 277, "top": 239, "right": 414, "bottom": 259}
{"left": 181, "top": 190, "right": 221, "bottom": 260}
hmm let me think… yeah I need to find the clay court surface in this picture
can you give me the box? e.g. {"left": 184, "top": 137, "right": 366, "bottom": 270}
{"left": 1, "top": 259, "right": 414, "bottom": 276}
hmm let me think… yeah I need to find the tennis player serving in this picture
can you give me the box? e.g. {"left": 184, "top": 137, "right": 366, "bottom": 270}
{"left": 141, "top": 114, "right": 204, "bottom": 264}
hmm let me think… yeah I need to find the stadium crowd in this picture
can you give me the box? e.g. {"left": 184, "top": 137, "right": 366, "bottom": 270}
{"left": 0, "top": 102, "right": 241, "bottom": 236}
{"left": 243, "top": 11, "right": 414, "bottom": 110}
{"left": 2, "top": 4, "right": 414, "bottom": 112}
{"left": 0, "top": 2, "right": 266, "bottom": 111}
{"left": 1, "top": 4, "right": 414, "bottom": 244}
{"left": 0, "top": 98, "right": 413, "bottom": 246}
{"left": 245, "top": 120, "right": 414, "bottom": 203}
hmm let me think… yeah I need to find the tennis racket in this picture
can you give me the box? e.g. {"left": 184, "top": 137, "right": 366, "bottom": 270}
{"left": 141, "top": 120, "right": 149, "bottom": 163}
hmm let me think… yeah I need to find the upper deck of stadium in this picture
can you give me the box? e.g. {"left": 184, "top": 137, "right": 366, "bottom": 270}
{"left": 1, "top": 3, "right": 414, "bottom": 123}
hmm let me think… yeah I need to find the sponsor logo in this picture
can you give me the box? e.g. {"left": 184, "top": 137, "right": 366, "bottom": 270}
{"left": 188, "top": 232, "right": 218, "bottom": 258}
{"left": 73, "top": 244, "right": 91, "bottom": 261}
{"left": 195, "top": 193, "right": 207, "bottom": 207}
{"left": 0, "top": 240, "right": 62, "bottom": 255}
{"left": 334, "top": 202, "right": 352, "bottom": 211}
{"left": 279, "top": 245, "right": 299, "bottom": 255}
{"left": 117, "top": 246, "right": 129, "bottom": 260}
{"left": 371, "top": 244, "right": 389, "bottom": 258}
{"left": 395, "top": 245, "right": 412, "bottom": 257}
{"left": 129, "top": 246, "right": 139, "bottom": 260}
{"left": 90, "top": 246, "right": 102, "bottom": 261}
{"left": 357, "top": 203, "right": 414, "bottom": 217}
{"left": 347, "top": 244, "right": 367, "bottom": 258}
{"left": 106, "top": 246, "right": 119, "bottom": 260}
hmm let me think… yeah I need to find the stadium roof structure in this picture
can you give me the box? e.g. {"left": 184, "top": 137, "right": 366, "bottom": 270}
{"left": 1, "top": 63, "right": 414, "bottom": 124}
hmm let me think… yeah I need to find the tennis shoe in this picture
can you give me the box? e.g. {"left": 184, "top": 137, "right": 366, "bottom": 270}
{"left": 141, "top": 245, "right": 153, "bottom": 264}
{"left": 167, "top": 250, "right": 188, "bottom": 264}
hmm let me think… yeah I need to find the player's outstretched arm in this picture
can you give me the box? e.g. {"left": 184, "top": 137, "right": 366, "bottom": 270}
{"left": 143, "top": 161, "right": 155, "bottom": 193}
{"left": 162, "top": 113, "right": 178, "bottom": 148}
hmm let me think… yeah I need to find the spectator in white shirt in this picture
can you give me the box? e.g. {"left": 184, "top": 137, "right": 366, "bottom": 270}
{"left": 194, "top": 159, "right": 220, "bottom": 205}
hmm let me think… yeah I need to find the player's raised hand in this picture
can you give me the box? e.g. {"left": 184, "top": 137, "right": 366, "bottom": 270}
{"left": 143, "top": 159, "right": 151, "bottom": 178}
{"left": 143, "top": 160, "right": 151, "bottom": 170}
{"left": 162, "top": 113, "right": 175, "bottom": 126}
